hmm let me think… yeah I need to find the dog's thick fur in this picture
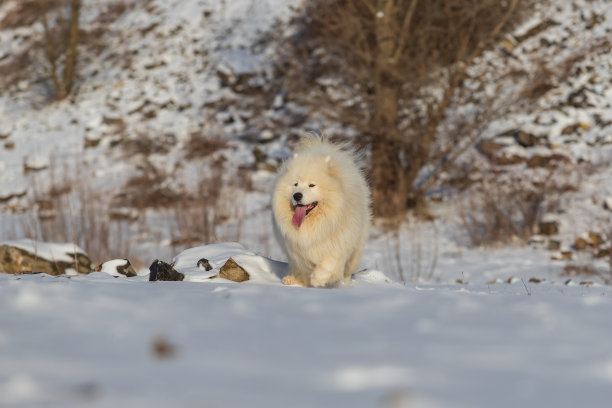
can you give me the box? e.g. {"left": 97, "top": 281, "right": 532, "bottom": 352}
{"left": 272, "top": 136, "right": 371, "bottom": 287}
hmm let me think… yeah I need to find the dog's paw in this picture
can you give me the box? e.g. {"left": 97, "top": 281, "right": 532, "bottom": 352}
{"left": 282, "top": 275, "right": 297, "bottom": 285}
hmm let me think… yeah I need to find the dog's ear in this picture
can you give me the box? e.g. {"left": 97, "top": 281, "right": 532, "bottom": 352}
{"left": 325, "top": 155, "right": 337, "bottom": 175}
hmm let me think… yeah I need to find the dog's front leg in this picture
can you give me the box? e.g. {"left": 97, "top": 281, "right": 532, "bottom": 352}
{"left": 310, "top": 258, "right": 344, "bottom": 287}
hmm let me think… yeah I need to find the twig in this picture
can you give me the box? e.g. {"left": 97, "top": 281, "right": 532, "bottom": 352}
{"left": 520, "top": 278, "right": 532, "bottom": 296}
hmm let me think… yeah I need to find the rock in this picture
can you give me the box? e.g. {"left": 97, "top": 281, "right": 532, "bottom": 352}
{"left": 0, "top": 242, "right": 91, "bottom": 275}
{"left": 23, "top": 154, "right": 49, "bottom": 173}
{"left": 96, "top": 259, "right": 137, "bottom": 277}
{"left": 219, "top": 258, "right": 249, "bottom": 282}
{"left": 477, "top": 139, "right": 505, "bottom": 158}
{"left": 603, "top": 197, "right": 612, "bottom": 211}
{"left": 0, "top": 187, "right": 27, "bottom": 203}
{"left": 109, "top": 207, "right": 139, "bottom": 221}
{"left": 547, "top": 239, "right": 561, "bottom": 251}
{"left": 588, "top": 232, "right": 603, "bottom": 248}
{"left": 118, "top": 260, "right": 137, "bottom": 277}
{"left": 514, "top": 130, "right": 539, "bottom": 148}
{"left": 552, "top": 250, "right": 573, "bottom": 261}
{"left": 149, "top": 260, "right": 184, "bottom": 281}
{"left": 526, "top": 153, "right": 569, "bottom": 168}
{"left": 562, "top": 263, "right": 597, "bottom": 277}
{"left": 596, "top": 247, "right": 610, "bottom": 259}
{"left": 561, "top": 123, "right": 589, "bottom": 135}
{"left": 574, "top": 236, "right": 589, "bottom": 250}
{"left": 514, "top": 18, "right": 559, "bottom": 43}
{"left": 84, "top": 133, "right": 102, "bottom": 148}
{"left": 538, "top": 220, "right": 559, "bottom": 235}
{"left": 197, "top": 258, "right": 213, "bottom": 271}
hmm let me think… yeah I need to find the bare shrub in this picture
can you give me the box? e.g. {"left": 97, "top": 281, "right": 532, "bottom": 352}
{"left": 458, "top": 166, "right": 578, "bottom": 247}
{"left": 0, "top": 1, "right": 130, "bottom": 98}
{"left": 519, "top": 38, "right": 611, "bottom": 101}
{"left": 562, "top": 263, "right": 609, "bottom": 284}
{"left": 22, "top": 160, "right": 134, "bottom": 265}
{"left": 382, "top": 219, "right": 438, "bottom": 283}
{"left": 166, "top": 159, "right": 244, "bottom": 252}
{"left": 279, "top": 0, "right": 534, "bottom": 217}
{"left": 0, "top": 0, "right": 60, "bottom": 29}
{"left": 39, "top": 0, "right": 82, "bottom": 100}
{"left": 184, "top": 131, "right": 227, "bottom": 160}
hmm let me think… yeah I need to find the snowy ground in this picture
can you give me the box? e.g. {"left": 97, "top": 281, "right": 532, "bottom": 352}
{"left": 2, "top": 243, "right": 612, "bottom": 408}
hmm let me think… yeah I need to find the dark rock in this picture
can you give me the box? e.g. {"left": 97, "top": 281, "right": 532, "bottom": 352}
{"left": 526, "top": 153, "right": 569, "bottom": 168}
{"left": 514, "top": 19, "right": 559, "bottom": 43}
{"left": 219, "top": 258, "right": 249, "bottom": 282}
{"left": 514, "top": 131, "right": 539, "bottom": 148}
{"left": 197, "top": 258, "right": 213, "bottom": 271}
{"left": 117, "top": 259, "right": 137, "bottom": 277}
{"left": 149, "top": 260, "right": 184, "bottom": 281}
{"left": 547, "top": 239, "right": 561, "bottom": 251}
{"left": 596, "top": 247, "right": 610, "bottom": 259}
{"left": 538, "top": 220, "right": 559, "bottom": 235}
{"left": 588, "top": 232, "right": 603, "bottom": 248}
{"left": 574, "top": 236, "right": 589, "bottom": 250}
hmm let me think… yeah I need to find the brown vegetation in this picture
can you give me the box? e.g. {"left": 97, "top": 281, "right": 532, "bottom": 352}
{"left": 458, "top": 166, "right": 578, "bottom": 247}
{"left": 280, "top": 0, "right": 534, "bottom": 217}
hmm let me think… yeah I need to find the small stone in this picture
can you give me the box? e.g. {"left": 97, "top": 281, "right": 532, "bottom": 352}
{"left": 23, "top": 154, "right": 49, "bottom": 173}
{"left": 574, "top": 236, "right": 589, "bottom": 250}
{"left": 588, "top": 232, "right": 603, "bottom": 248}
{"left": 596, "top": 247, "right": 610, "bottom": 259}
{"left": 547, "top": 240, "right": 561, "bottom": 251}
{"left": 219, "top": 258, "right": 249, "bottom": 282}
{"left": 197, "top": 258, "right": 213, "bottom": 271}
{"left": 117, "top": 259, "right": 137, "bottom": 277}
{"left": 538, "top": 220, "right": 559, "bottom": 235}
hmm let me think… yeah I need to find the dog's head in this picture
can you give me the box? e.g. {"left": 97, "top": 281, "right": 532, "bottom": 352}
{"left": 278, "top": 154, "right": 341, "bottom": 229}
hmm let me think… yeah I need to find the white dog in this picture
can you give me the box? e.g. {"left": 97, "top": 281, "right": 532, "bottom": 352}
{"left": 272, "top": 136, "right": 371, "bottom": 287}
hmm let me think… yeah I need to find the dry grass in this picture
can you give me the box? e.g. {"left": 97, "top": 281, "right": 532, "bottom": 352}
{"left": 19, "top": 160, "right": 134, "bottom": 266}
{"left": 279, "top": 0, "right": 535, "bottom": 217}
{"left": 458, "top": 167, "right": 579, "bottom": 247}
{"left": 0, "top": 0, "right": 131, "bottom": 99}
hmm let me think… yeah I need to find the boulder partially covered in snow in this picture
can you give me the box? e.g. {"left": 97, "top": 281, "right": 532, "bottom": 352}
{"left": 0, "top": 240, "right": 91, "bottom": 275}
{"left": 97, "top": 259, "right": 138, "bottom": 277}
{"left": 149, "top": 260, "right": 184, "bottom": 281}
{"left": 219, "top": 257, "right": 249, "bottom": 282}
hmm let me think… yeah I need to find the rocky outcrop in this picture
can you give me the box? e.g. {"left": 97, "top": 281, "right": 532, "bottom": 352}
{"left": 0, "top": 242, "right": 92, "bottom": 275}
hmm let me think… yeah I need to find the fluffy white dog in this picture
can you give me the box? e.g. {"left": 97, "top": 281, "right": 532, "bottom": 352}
{"left": 272, "top": 136, "right": 371, "bottom": 287}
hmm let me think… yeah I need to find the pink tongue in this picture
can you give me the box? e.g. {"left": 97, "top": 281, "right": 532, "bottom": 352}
{"left": 293, "top": 205, "right": 308, "bottom": 228}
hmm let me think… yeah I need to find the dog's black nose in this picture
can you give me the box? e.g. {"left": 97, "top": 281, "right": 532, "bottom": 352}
{"left": 293, "top": 192, "right": 303, "bottom": 202}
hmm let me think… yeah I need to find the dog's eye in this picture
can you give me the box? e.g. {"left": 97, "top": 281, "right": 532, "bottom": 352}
{"left": 308, "top": 184, "right": 316, "bottom": 188}
{"left": 294, "top": 183, "right": 298, "bottom": 187}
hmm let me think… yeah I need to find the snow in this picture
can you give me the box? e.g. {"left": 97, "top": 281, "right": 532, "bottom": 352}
{"left": 1, "top": 246, "right": 612, "bottom": 407}
{"left": 1, "top": 239, "right": 87, "bottom": 264}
